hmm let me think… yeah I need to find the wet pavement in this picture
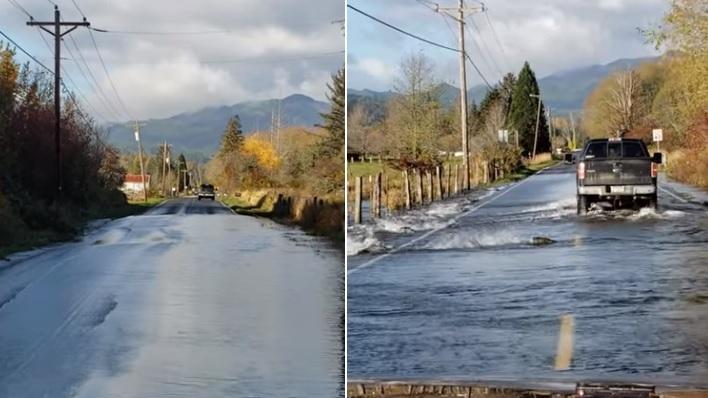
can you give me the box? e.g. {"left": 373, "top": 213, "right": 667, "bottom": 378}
{"left": 0, "top": 198, "right": 343, "bottom": 397}
{"left": 348, "top": 165, "right": 708, "bottom": 386}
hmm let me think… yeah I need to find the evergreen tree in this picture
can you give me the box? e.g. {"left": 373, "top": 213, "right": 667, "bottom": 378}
{"left": 318, "top": 68, "right": 345, "bottom": 157}
{"left": 509, "top": 62, "right": 550, "bottom": 155}
{"left": 219, "top": 115, "right": 244, "bottom": 157}
{"left": 177, "top": 153, "right": 188, "bottom": 191}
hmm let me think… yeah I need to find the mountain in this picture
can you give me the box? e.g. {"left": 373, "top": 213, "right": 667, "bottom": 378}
{"left": 348, "top": 56, "right": 658, "bottom": 117}
{"left": 105, "top": 94, "right": 329, "bottom": 155}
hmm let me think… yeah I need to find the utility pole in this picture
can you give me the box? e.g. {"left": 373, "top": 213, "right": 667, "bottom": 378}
{"left": 457, "top": 0, "right": 469, "bottom": 190}
{"left": 133, "top": 121, "right": 148, "bottom": 202}
{"left": 27, "top": 6, "right": 90, "bottom": 199}
{"left": 530, "top": 93, "right": 542, "bottom": 159}
{"left": 276, "top": 95, "right": 282, "bottom": 153}
{"left": 436, "top": 0, "right": 484, "bottom": 191}
{"left": 570, "top": 112, "right": 577, "bottom": 150}
{"left": 162, "top": 140, "right": 168, "bottom": 197}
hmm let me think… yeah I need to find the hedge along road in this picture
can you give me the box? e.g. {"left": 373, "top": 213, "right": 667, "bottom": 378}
{"left": 347, "top": 163, "right": 708, "bottom": 386}
{"left": 0, "top": 197, "right": 343, "bottom": 398}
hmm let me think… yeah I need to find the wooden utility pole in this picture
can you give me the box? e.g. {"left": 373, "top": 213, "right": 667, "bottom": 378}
{"left": 133, "top": 121, "right": 148, "bottom": 202}
{"left": 162, "top": 140, "right": 168, "bottom": 197}
{"left": 457, "top": 0, "right": 470, "bottom": 190}
{"left": 27, "top": 6, "right": 90, "bottom": 199}
{"left": 436, "top": 1, "right": 484, "bottom": 191}
{"left": 530, "top": 93, "right": 542, "bottom": 159}
{"left": 570, "top": 112, "right": 577, "bottom": 150}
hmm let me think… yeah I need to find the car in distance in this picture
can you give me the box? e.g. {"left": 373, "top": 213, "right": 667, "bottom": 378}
{"left": 567, "top": 138, "right": 662, "bottom": 214}
{"left": 197, "top": 184, "right": 216, "bottom": 201}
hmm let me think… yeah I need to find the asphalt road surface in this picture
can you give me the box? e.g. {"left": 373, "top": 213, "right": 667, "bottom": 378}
{"left": 0, "top": 198, "right": 343, "bottom": 398}
{"left": 348, "top": 164, "right": 708, "bottom": 386}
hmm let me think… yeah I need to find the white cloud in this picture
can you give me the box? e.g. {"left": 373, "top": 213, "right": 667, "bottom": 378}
{"left": 0, "top": 0, "right": 344, "bottom": 121}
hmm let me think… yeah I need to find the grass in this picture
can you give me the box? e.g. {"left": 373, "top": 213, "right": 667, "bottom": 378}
{"left": 0, "top": 197, "right": 163, "bottom": 261}
{"left": 94, "top": 197, "right": 165, "bottom": 219}
{"left": 222, "top": 190, "right": 344, "bottom": 248}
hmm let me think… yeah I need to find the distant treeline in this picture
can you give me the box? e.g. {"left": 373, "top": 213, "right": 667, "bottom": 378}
{"left": 347, "top": 52, "right": 552, "bottom": 174}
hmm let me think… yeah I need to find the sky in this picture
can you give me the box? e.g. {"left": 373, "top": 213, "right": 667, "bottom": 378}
{"left": 0, "top": 0, "right": 344, "bottom": 121}
{"left": 347, "top": 0, "right": 668, "bottom": 92}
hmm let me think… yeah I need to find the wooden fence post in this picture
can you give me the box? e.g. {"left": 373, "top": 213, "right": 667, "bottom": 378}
{"left": 453, "top": 164, "right": 458, "bottom": 195}
{"left": 425, "top": 170, "right": 432, "bottom": 203}
{"left": 416, "top": 169, "right": 423, "bottom": 205}
{"left": 403, "top": 170, "right": 411, "bottom": 210}
{"left": 446, "top": 164, "right": 451, "bottom": 198}
{"left": 373, "top": 172, "right": 382, "bottom": 218}
{"left": 354, "top": 176, "right": 362, "bottom": 224}
{"left": 483, "top": 160, "right": 489, "bottom": 184}
{"left": 435, "top": 166, "right": 442, "bottom": 200}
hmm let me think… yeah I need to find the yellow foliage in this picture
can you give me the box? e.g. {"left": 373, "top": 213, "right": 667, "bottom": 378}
{"left": 242, "top": 137, "right": 281, "bottom": 170}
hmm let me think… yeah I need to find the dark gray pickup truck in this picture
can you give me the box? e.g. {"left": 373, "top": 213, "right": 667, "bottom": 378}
{"left": 567, "top": 138, "right": 662, "bottom": 214}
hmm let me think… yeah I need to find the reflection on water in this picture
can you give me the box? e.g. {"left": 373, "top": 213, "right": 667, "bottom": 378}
{"left": 348, "top": 168, "right": 708, "bottom": 385}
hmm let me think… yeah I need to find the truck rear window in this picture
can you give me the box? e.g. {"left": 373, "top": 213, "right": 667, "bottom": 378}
{"left": 622, "top": 141, "right": 648, "bottom": 158}
{"left": 584, "top": 141, "right": 647, "bottom": 159}
{"left": 585, "top": 142, "right": 607, "bottom": 158}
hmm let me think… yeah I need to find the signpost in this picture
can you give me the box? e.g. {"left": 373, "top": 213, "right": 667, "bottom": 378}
{"left": 652, "top": 128, "right": 663, "bottom": 152}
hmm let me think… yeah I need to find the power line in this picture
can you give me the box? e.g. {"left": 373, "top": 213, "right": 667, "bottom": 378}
{"left": 484, "top": 10, "right": 511, "bottom": 72}
{"left": 63, "top": 37, "right": 122, "bottom": 121}
{"left": 465, "top": 52, "right": 492, "bottom": 89}
{"left": 70, "top": 0, "right": 86, "bottom": 18}
{"left": 0, "top": 29, "right": 54, "bottom": 74}
{"left": 408, "top": 1, "right": 493, "bottom": 89}
{"left": 87, "top": 28, "right": 133, "bottom": 120}
{"left": 6, "top": 0, "right": 32, "bottom": 18}
{"left": 347, "top": 4, "right": 459, "bottom": 53}
{"left": 64, "top": 32, "right": 124, "bottom": 120}
{"left": 466, "top": 17, "right": 503, "bottom": 80}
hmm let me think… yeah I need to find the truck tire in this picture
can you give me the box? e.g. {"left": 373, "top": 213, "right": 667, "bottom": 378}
{"left": 577, "top": 194, "right": 589, "bottom": 215}
{"left": 649, "top": 192, "right": 658, "bottom": 210}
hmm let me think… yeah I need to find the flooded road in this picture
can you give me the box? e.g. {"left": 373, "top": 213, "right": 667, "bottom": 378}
{"left": 348, "top": 165, "right": 708, "bottom": 385}
{"left": 0, "top": 198, "right": 343, "bottom": 397}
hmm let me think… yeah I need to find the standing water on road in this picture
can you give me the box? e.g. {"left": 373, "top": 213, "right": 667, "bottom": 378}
{"left": 0, "top": 199, "right": 343, "bottom": 397}
{"left": 348, "top": 165, "right": 708, "bottom": 385}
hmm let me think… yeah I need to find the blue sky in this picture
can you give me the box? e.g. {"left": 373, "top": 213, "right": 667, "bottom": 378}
{"left": 347, "top": 0, "right": 667, "bottom": 91}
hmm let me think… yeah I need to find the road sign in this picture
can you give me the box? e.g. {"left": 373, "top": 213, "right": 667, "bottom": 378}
{"left": 652, "top": 129, "right": 663, "bottom": 142}
{"left": 134, "top": 131, "right": 140, "bottom": 142}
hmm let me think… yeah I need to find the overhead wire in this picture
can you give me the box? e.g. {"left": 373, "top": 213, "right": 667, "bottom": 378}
{"left": 409, "top": 0, "right": 494, "bottom": 89}
{"left": 466, "top": 17, "right": 503, "bottom": 80}
{"left": 35, "top": 26, "right": 109, "bottom": 122}
{"left": 6, "top": 0, "right": 32, "bottom": 18}
{"left": 64, "top": 32, "right": 124, "bottom": 120}
{"left": 348, "top": 4, "right": 459, "bottom": 53}
{"left": 4, "top": 0, "right": 107, "bottom": 123}
{"left": 484, "top": 10, "right": 511, "bottom": 72}
{"left": 87, "top": 28, "right": 133, "bottom": 120}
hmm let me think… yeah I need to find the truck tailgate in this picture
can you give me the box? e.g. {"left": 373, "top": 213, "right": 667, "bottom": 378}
{"left": 584, "top": 159, "right": 653, "bottom": 186}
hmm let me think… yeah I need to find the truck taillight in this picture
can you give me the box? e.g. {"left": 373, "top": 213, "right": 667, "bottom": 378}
{"left": 651, "top": 162, "right": 658, "bottom": 177}
{"left": 578, "top": 162, "right": 586, "bottom": 180}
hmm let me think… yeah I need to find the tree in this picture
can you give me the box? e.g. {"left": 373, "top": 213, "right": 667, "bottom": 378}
{"left": 318, "top": 68, "right": 345, "bottom": 158}
{"left": 583, "top": 69, "right": 646, "bottom": 138}
{"left": 311, "top": 67, "right": 345, "bottom": 194}
{"left": 347, "top": 104, "right": 373, "bottom": 156}
{"left": 385, "top": 52, "right": 444, "bottom": 165}
{"left": 219, "top": 115, "right": 245, "bottom": 157}
{"left": 508, "top": 62, "right": 550, "bottom": 156}
{"left": 645, "top": 0, "right": 708, "bottom": 141}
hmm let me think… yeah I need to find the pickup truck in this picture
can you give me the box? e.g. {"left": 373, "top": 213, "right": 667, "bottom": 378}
{"left": 567, "top": 138, "right": 662, "bottom": 214}
{"left": 197, "top": 184, "right": 216, "bottom": 201}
